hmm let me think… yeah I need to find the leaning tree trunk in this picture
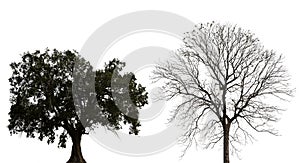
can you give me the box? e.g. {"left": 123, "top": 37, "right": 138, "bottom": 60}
{"left": 67, "top": 133, "right": 86, "bottom": 163}
{"left": 223, "top": 124, "right": 230, "bottom": 163}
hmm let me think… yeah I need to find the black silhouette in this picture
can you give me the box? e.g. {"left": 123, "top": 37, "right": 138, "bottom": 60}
{"left": 153, "top": 22, "right": 293, "bottom": 163}
{"left": 8, "top": 49, "right": 148, "bottom": 163}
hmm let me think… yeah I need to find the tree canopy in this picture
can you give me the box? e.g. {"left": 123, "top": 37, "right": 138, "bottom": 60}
{"left": 8, "top": 49, "right": 148, "bottom": 162}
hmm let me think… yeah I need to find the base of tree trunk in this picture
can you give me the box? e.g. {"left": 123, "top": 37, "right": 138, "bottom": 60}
{"left": 66, "top": 158, "right": 86, "bottom": 163}
{"left": 67, "top": 133, "right": 86, "bottom": 163}
{"left": 66, "top": 155, "right": 86, "bottom": 163}
{"left": 66, "top": 161, "right": 86, "bottom": 163}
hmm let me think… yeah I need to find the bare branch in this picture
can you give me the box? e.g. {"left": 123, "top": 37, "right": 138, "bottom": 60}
{"left": 152, "top": 22, "right": 294, "bottom": 159}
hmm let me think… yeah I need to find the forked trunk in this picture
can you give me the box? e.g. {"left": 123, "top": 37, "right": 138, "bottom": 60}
{"left": 67, "top": 134, "right": 86, "bottom": 163}
{"left": 223, "top": 124, "right": 230, "bottom": 163}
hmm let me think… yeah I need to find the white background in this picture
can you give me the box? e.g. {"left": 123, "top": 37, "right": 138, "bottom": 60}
{"left": 0, "top": 0, "right": 299, "bottom": 163}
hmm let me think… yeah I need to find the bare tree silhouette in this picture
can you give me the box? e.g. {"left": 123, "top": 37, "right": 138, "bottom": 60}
{"left": 152, "top": 22, "right": 293, "bottom": 163}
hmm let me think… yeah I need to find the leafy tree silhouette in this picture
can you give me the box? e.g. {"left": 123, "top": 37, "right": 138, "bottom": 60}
{"left": 8, "top": 49, "right": 148, "bottom": 163}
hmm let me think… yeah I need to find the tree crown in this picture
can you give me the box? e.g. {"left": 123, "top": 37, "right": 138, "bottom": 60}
{"left": 8, "top": 49, "right": 148, "bottom": 147}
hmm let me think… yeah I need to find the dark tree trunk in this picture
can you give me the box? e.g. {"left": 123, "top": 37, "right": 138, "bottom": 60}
{"left": 67, "top": 133, "right": 86, "bottom": 163}
{"left": 223, "top": 124, "right": 230, "bottom": 163}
